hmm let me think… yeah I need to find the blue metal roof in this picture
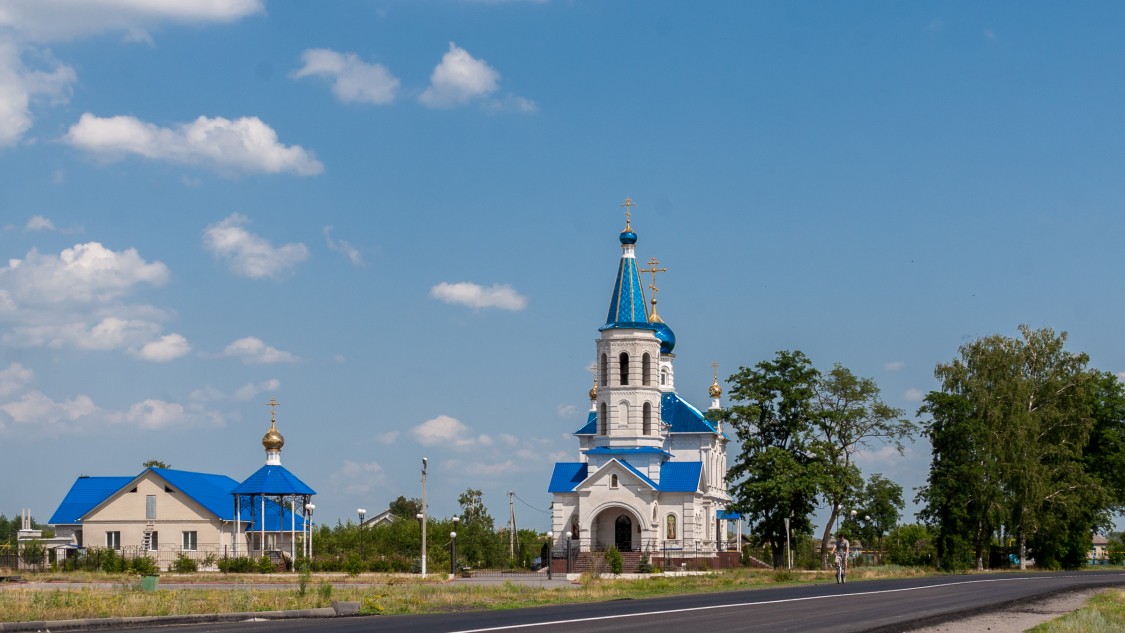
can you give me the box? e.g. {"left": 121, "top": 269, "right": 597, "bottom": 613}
{"left": 584, "top": 447, "right": 671, "bottom": 457}
{"left": 574, "top": 411, "right": 597, "bottom": 435}
{"left": 659, "top": 462, "right": 703, "bottom": 492}
{"left": 49, "top": 476, "right": 133, "bottom": 524}
{"left": 717, "top": 510, "right": 741, "bottom": 520}
{"left": 237, "top": 495, "right": 310, "bottom": 531}
{"left": 232, "top": 464, "right": 316, "bottom": 496}
{"left": 152, "top": 468, "right": 242, "bottom": 520}
{"left": 600, "top": 230, "right": 652, "bottom": 330}
{"left": 661, "top": 392, "right": 720, "bottom": 434}
{"left": 548, "top": 463, "right": 588, "bottom": 493}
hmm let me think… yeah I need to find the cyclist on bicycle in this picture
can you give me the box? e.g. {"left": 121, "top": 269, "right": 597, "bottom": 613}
{"left": 829, "top": 531, "right": 850, "bottom": 584}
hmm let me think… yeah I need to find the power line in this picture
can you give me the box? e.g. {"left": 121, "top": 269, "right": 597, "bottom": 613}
{"left": 512, "top": 492, "right": 549, "bottom": 514}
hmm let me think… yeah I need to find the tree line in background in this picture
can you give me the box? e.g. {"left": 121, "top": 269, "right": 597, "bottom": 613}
{"left": 724, "top": 325, "right": 1125, "bottom": 571}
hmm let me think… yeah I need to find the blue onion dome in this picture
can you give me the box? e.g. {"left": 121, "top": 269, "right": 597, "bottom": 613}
{"left": 619, "top": 229, "right": 638, "bottom": 244}
{"left": 652, "top": 322, "right": 676, "bottom": 354}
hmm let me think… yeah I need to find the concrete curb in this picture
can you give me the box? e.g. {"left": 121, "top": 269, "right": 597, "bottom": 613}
{"left": 0, "top": 606, "right": 342, "bottom": 632}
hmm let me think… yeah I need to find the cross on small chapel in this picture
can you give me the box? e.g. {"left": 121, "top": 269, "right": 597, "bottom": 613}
{"left": 620, "top": 197, "right": 636, "bottom": 229}
{"left": 712, "top": 361, "right": 719, "bottom": 382}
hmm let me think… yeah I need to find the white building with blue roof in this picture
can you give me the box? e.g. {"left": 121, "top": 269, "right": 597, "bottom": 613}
{"left": 548, "top": 208, "right": 734, "bottom": 561}
{"left": 48, "top": 404, "right": 314, "bottom": 570}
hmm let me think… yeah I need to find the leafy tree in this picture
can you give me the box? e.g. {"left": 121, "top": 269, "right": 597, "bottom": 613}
{"left": 842, "top": 473, "right": 903, "bottom": 564}
{"left": 142, "top": 460, "right": 170, "bottom": 469}
{"left": 723, "top": 350, "right": 824, "bottom": 568}
{"left": 919, "top": 325, "right": 1110, "bottom": 571}
{"left": 457, "top": 489, "right": 502, "bottom": 567}
{"left": 884, "top": 524, "right": 936, "bottom": 567}
{"left": 387, "top": 496, "right": 422, "bottom": 520}
{"left": 810, "top": 365, "right": 913, "bottom": 568}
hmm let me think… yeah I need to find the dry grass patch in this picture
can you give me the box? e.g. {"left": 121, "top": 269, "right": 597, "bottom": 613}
{"left": 1029, "top": 588, "right": 1125, "bottom": 633}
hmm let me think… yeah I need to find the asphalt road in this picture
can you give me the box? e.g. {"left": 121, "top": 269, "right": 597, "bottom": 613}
{"left": 117, "top": 570, "right": 1125, "bottom": 633}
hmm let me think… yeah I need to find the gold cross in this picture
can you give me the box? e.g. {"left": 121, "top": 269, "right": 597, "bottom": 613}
{"left": 620, "top": 197, "right": 636, "bottom": 230}
{"left": 266, "top": 397, "right": 280, "bottom": 426}
{"left": 712, "top": 361, "right": 719, "bottom": 382}
{"left": 639, "top": 256, "right": 667, "bottom": 321}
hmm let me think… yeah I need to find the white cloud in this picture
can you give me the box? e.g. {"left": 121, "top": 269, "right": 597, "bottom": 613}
{"left": 484, "top": 94, "right": 538, "bottom": 114}
{"left": 377, "top": 430, "right": 400, "bottom": 444}
{"left": 557, "top": 404, "right": 580, "bottom": 418}
{"left": 0, "top": 389, "right": 96, "bottom": 425}
{"left": 233, "top": 378, "right": 280, "bottom": 401}
{"left": 64, "top": 113, "right": 324, "bottom": 176}
{"left": 884, "top": 361, "right": 905, "bottom": 372}
{"left": 0, "top": 362, "right": 33, "bottom": 397}
{"left": 222, "top": 336, "right": 299, "bottom": 364}
{"left": 203, "top": 214, "right": 309, "bottom": 279}
{"left": 291, "top": 49, "right": 399, "bottom": 105}
{"left": 1, "top": 242, "right": 168, "bottom": 305}
{"left": 25, "top": 215, "right": 56, "bottom": 231}
{"left": 854, "top": 444, "right": 909, "bottom": 466}
{"left": 411, "top": 414, "right": 489, "bottom": 448}
{"left": 323, "top": 226, "right": 363, "bottom": 266}
{"left": 131, "top": 333, "right": 190, "bottom": 362}
{"left": 118, "top": 399, "right": 185, "bottom": 429}
{"left": 430, "top": 281, "right": 527, "bottom": 311}
{"left": 0, "top": 0, "right": 265, "bottom": 42}
{"left": 419, "top": 42, "right": 500, "bottom": 108}
{"left": 903, "top": 388, "right": 925, "bottom": 402}
{"left": 0, "top": 37, "right": 76, "bottom": 148}
{"left": 330, "top": 460, "right": 388, "bottom": 496}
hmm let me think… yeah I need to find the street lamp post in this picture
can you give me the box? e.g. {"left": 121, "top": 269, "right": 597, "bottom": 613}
{"left": 420, "top": 457, "right": 428, "bottom": 578}
{"left": 304, "top": 503, "right": 315, "bottom": 561}
{"left": 357, "top": 508, "right": 366, "bottom": 562}
{"left": 565, "top": 531, "right": 572, "bottom": 575}
{"left": 546, "top": 531, "right": 553, "bottom": 580}
{"left": 450, "top": 516, "right": 460, "bottom": 578}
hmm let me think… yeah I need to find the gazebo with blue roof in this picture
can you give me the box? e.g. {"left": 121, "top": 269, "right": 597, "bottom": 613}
{"left": 547, "top": 200, "right": 737, "bottom": 572}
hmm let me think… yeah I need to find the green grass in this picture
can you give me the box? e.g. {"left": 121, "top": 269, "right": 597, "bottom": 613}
{"left": 1029, "top": 589, "right": 1125, "bottom": 633}
{"left": 0, "top": 566, "right": 934, "bottom": 623}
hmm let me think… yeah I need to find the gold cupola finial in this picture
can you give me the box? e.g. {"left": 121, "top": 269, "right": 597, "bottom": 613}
{"left": 589, "top": 363, "right": 598, "bottom": 400}
{"left": 709, "top": 361, "right": 723, "bottom": 398}
{"left": 620, "top": 197, "right": 635, "bottom": 231}
{"left": 262, "top": 397, "right": 285, "bottom": 451}
{"left": 639, "top": 256, "right": 667, "bottom": 323}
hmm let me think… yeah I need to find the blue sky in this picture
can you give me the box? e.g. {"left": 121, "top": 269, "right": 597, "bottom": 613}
{"left": 2, "top": 1, "right": 1124, "bottom": 533}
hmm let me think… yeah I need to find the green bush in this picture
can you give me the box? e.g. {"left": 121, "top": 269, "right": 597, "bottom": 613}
{"left": 606, "top": 546, "right": 623, "bottom": 574}
{"left": 257, "top": 555, "right": 275, "bottom": 573}
{"left": 637, "top": 554, "right": 653, "bottom": 574}
{"left": 130, "top": 555, "right": 159, "bottom": 576}
{"left": 885, "top": 524, "right": 936, "bottom": 567}
{"left": 217, "top": 555, "right": 256, "bottom": 573}
{"left": 170, "top": 554, "right": 199, "bottom": 573}
{"left": 344, "top": 553, "right": 365, "bottom": 576}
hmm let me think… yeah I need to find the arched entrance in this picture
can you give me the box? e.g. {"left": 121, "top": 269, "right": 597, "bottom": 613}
{"left": 614, "top": 515, "right": 632, "bottom": 551}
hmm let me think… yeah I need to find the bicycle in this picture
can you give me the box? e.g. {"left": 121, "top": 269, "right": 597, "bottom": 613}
{"left": 834, "top": 553, "right": 846, "bottom": 584}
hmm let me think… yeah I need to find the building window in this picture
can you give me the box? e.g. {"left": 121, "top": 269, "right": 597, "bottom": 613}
{"left": 610, "top": 474, "right": 619, "bottom": 489}
{"left": 642, "top": 353, "right": 651, "bottom": 386}
{"left": 665, "top": 514, "right": 677, "bottom": 540}
{"left": 599, "top": 402, "right": 607, "bottom": 435}
{"left": 148, "top": 531, "right": 159, "bottom": 551}
{"left": 106, "top": 531, "right": 121, "bottom": 549}
{"left": 182, "top": 531, "right": 198, "bottom": 551}
{"left": 619, "top": 402, "right": 629, "bottom": 430}
{"left": 619, "top": 353, "right": 629, "bottom": 385}
{"left": 600, "top": 353, "right": 608, "bottom": 387}
{"left": 146, "top": 494, "right": 156, "bottom": 520}
{"left": 643, "top": 402, "right": 652, "bottom": 435}
{"left": 660, "top": 367, "right": 668, "bottom": 386}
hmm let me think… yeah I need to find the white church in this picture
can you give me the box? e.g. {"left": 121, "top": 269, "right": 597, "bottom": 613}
{"left": 548, "top": 207, "right": 738, "bottom": 570}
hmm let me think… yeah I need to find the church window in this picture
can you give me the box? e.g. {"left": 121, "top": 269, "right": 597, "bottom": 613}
{"left": 665, "top": 514, "right": 677, "bottom": 540}
{"left": 619, "top": 402, "right": 630, "bottom": 430}
{"left": 598, "top": 402, "right": 607, "bottom": 435}
{"left": 660, "top": 367, "right": 668, "bottom": 386}
{"left": 600, "top": 354, "right": 608, "bottom": 387}
{"left": 642, "top": 353, "right": 651, "bottom": 385}
{"left": 610, "top": 474, "right": 619, "bottom": 489}
{"left": 619, "top": 352, "right": 629, "bottom": 385}
{"left": 643, "top": 402, "right": 652, "bottom": 435}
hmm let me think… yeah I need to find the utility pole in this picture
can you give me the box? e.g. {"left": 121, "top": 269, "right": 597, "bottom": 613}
{"left": 420, "top": 458, "right": 428, "bottom": 578}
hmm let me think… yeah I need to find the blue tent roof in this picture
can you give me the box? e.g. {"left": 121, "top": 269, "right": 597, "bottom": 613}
{"left": 661, "top": 392, "right": 721, "bottom": 434}
{"left": 658, "top": 462, "right": 703, "bottom": 492}
{"left": 548, "top": 463, "right": 588, "bottom": 493}
{"left": 49, "top": 476, "right": 133, "bottom": 524}
{"left": 574, "top": 411, "right": 597, "bottom": 435}
{"left": 233, "top": 464, "right": 316, "bottom": 496}
{"left": 600, "top": 229, "right": 654, "bottom": 331}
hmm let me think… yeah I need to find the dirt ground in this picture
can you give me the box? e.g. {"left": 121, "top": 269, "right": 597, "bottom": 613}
{"left": 904, "top": 588, "right": 1100, "bottom": 632}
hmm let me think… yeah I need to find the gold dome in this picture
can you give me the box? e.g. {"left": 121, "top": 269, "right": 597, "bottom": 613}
{"left": 589, "top": 384, "right": 598, "bottom": 400}
{"left": 263, "top": 425, "right": 284, "bottom": 451}
{"left": 709, "top": 378, "right": 722, "bottom": 398}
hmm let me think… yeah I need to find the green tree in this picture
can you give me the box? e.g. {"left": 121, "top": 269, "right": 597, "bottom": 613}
{"left": 457, "top": 489, "right": 501, "bottom": 567}
{"left": 920, "top": 325, "right": 1109, "bottom": 571}
{"left": 388, "top": 495, "right": 422, "bottom": 520}
{"left": 723, "top": 350, "right": 824, "bottom": 568}
{"left": 142, "top": 459, "right": 170, "bottom": 469}
{"left": 843, "top": 473, "right": 903, "bottom": 564}
{"left": 884, "top": 524, "right": 936, "bottom": 567}
{"left": 810, "top": 364, "right": 913, "bottom": 568}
